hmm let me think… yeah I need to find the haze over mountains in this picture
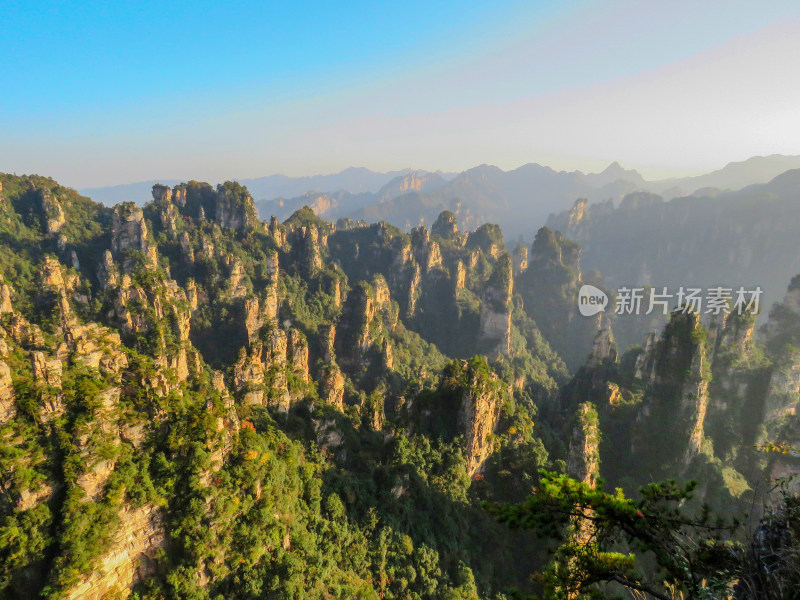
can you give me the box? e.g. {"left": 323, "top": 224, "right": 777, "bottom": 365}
{"left": 80, "top": 155, "right": 800, "bottom": 242}
{"left": 4, "top": 166, "right": 800, "bottom": 599}
{"left": 79, "top": 168, "right": 453, "bottom": 210}
{"left": 547, "top": 166, "right": 800, "bottom": 332}
{"left": 74, "top": 154, "right": 800, "bottom": 346}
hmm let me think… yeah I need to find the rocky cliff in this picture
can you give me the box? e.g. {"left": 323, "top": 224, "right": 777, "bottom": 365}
{"left": 516, "top": 226, "right": 603, "bottom": 370}
{"left": 566, "top": 403, "right": 600, "bottom": 488}
{"left": 546, "top": 174, "right": 800, "bottom": 336}
{"left": 456, "top": 359, "right": 504, "bottom": 477}
{"left": 0, "top": 173, "right": 665, "bottom": 599}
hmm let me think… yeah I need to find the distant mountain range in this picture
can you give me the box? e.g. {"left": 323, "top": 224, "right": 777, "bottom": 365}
{"left": 262, "top": 155, "right": 800, "bottom": 241}
{"left": 79, "top": 155, "right": 800, "bottom": 242}
{"left": 79, "top": 167, "right": 455, "bottom": 209}
{"left": 644, "top": 154, "right": 800, "bottom": 196}
{"left": 546, "top": 167, "right": 800, "bottom": 342}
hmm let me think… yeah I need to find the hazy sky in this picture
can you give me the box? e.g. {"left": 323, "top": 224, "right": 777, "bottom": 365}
{"left": 2, "top": 0, "right": 800, "bottom": 188}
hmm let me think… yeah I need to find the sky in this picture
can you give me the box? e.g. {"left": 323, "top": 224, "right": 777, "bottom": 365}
{"left": 2, "top": 0, "right": 800, "bottom": 188}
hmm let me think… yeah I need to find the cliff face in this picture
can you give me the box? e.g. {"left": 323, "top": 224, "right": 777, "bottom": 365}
{"left": 324, "top": 213, "right": 534, "bottom": 367}
{"left": 0, "top": 359, "right": 15, "bottom": 425}
{"left": 335, "top": 276, "right": 398, "bottom": 379}
{"left": 556, "top": 298, "right": 774, "bottom": 504}
{"left": 64, "top": 504, "right": 164, "bottom": 600}
{"left": 545, "top": 178, "right": 800, "bottom": 338}
{"left": 0, "top": 191, "right": 178, "bottom": 599}
{"left": 477, "top": 253, "right": 513, "bottom": 360}
{"left": 104, "top": 269, "right": 196, "bottom": 385}
{"left": 6, "top": 166, "right": 798, "bottom": 594}
{"left": 112, "top": 202, "right": 159, "bottom": 270}
{"left": 410, "top": 226, "right": 443, "bottom": 271}
{"left": 755, "top": 275, "right": 800, "bottom": 483}
{"left": 430, "top": 210, "right": 459, "bottom": 240}
{"left": 631, "top": 311, "right": 711, "bottom": 472}
{"left": 0, "top": 174, "right": 573, "bottom": 599}
{"left": 37, "top": 187, "right": 66, "bottom": 234}
{"left": 0, "top": 178, "right": 262, "bottom": 598}
{"left": 566, "top": 403, "right": 600, "bottom": 487}
{"left": 516, "top": 226, "right": 603, "bottom": 370}
{"left": 451, "top": 359, "right": 505, "bottom": 477}
{"left": 233, "top": 327, "right": 311, "bottom": 411}
{"left": 618, "top": 292, "right": 800, "bottom": 498}
{"left": 212, "top": 181, "right": 258, "bottom": 231}
{"left": 700, "top": 310, "right": 764, "bottom": 475}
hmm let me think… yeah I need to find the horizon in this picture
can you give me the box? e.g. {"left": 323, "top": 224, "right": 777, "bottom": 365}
{"left": 72, "top": 153, "right": 799, "bottom": 194}
{"left": 4, "top": 3, "right": 800, "bottom": 594}
{"left": 3, "top": 1, "right": 800, "bottom": 188}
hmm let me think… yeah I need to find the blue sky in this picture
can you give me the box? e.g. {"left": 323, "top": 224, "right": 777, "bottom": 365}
{"left": 2, "top": 0, "right": 800, "bottom": 187}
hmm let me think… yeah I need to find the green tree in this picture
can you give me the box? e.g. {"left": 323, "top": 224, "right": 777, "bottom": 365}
{"left": 486, "top": 471, "right": 738, "bottom": 600}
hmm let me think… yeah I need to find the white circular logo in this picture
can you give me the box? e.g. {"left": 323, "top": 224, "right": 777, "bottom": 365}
{"left": 578, "top": 284, "right": 608, "bottom": 317}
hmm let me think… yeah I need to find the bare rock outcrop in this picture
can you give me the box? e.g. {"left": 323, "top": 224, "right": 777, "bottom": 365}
{"left": 0, "top": 360, "right": 15, "bottom": 425}
{"left": 111, "top": 203, "right": 158, "bottom": 270}
{"left": 321, "top": 366, "right": 345, "bottom": 410}
{"left": 31, "top": 351, "right": 64, "bottom": 422}
{"left": 287, "top": 328, "right": 310, "bottom": 384}
{"left": 74, "top": 387, "right": 123, "bottom": 500}
{"left": 233, "top": 327, "right": 310, "bottom": 411}
{"left": 566, "top": 402, "right": 600, "bottom": 487}
{"left": 213, "top": 182, "right": 258, "bottom": 231}
{"left": 227, "top": 259, "right": 249, "bottom": 298}
{"left": 477, "top": 253, "right": 513, "bottom": 360}
{"left": 106, "top": 273, "right": 194, "bottom": 384}
{"left": 586, "top": 324, "right": 617, "bottom": 369}
{"left": 455, "top": 361, "right": 503, "bottom": 477}
{"left": 335, "top": 278, "right": 398, "bottom": 375}
{"left": 64, "top": 504, "right": 165, "bottom": 600}
{"left": 37, "top": 187, "right": 66, "bottom": 234}
{"left": 0, "top": 279, "right": 13, "bottom": 313}
{"left": 515, "top": 226, "right": 598, "bottom": 370}
{"left": 301, "top": 225, "right": 323, "bottom": 274}
{"left": 151, "top": 183, "right": 172, "bottom": 205}
{"left": 97, "top": 250, "right": 119, "bottom": 290}
{"left": 431, "top": 210, "right": 459, "bottom": 240}
{"left": 411, "top": 227, "right": 443, "bottom": 271}
{"left": 405, "top": 262, "right": 421, "bottom": 319}
{"left": 268, "top": 216, "right": 287, "bottom": 249}
{"left": 512, "top": 244, "right": 528, "bottom": 275}
{"left": 634, "top": 311, "right": 711, "bottom": 472}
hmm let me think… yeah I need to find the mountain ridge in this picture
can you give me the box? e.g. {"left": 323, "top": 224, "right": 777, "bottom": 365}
{"left": 1, "top": 171, "right": 799, "bottom": 599}
{"left": 80, "top": 154, "right": 800, "bottom": 208}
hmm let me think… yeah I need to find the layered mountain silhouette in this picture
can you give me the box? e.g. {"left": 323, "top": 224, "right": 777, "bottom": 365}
{"left": 82, "top": 156, "right": 800, "bottom": 240}
{"left": 80, "top": 167, "right": 451, "bottom": 208}
{"left": 546, "top": 168, "right": 800, "bottom": 343}
{"left": 4, "top": 169, "right": 800, "bottom": 599}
